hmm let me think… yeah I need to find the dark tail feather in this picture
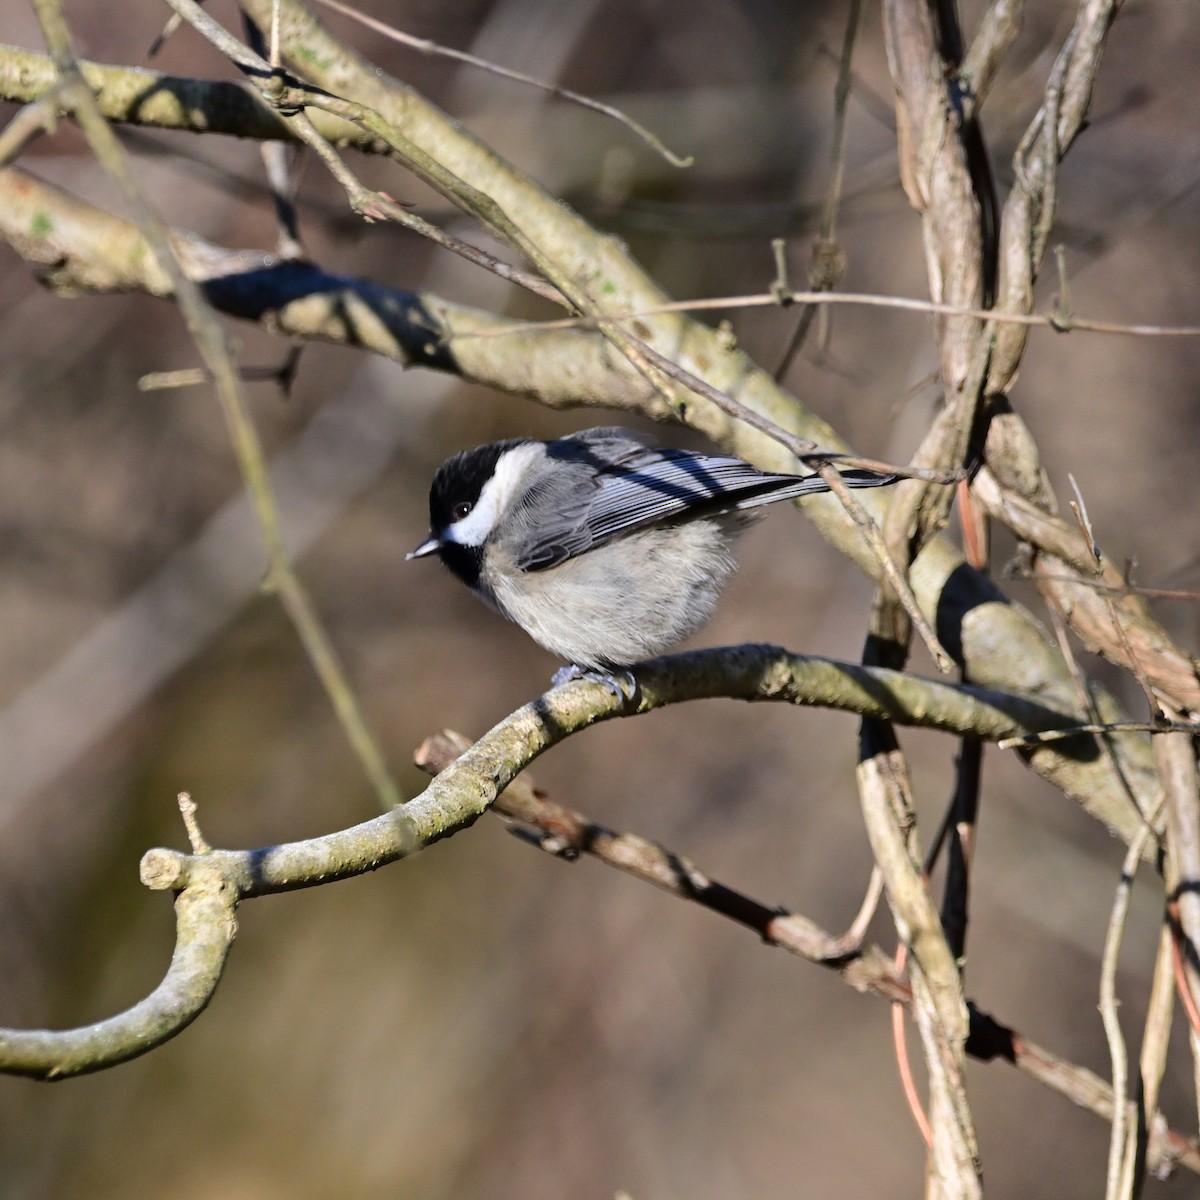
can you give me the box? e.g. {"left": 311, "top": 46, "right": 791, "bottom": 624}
{"left": 836, "top": 469, "right": 902, "bottom": 490}
{"left": 733, "top": 468, "right": 899, "bottom": 512}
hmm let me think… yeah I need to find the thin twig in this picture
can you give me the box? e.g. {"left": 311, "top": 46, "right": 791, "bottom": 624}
{"left": 243, "top": 10, "right": 305, "bottom": 258}
{"left": 147, "top": 10, "right": 187, "bottom": 58}
{"left": 177, "top": 791, "right": 212, "bottom": 856}
{"left": 1068, "top": 474, "right": 1163, "bottom": 716}
{"left": 818, "top": 463, "right": 954, "bottom": 672}
{"left": 773, "top": 0, "right": 861, "bottom": 379}
{"left": 310, "top": 0, "right": 694, "bottom": 167}
{"left": 891, "top": 942, "right": 934, "bottom": 1147}
{"left": 999, "top": 721, "right": 1199, "bottom": 750}
{"left": 0, "top": 87, "right": 64, "bottom": 166}
{"left": 1100, "top": 829, "right": 1152, "bottom": 1200}
{"left": 1068, "top": 472, "right": 1101, "bottom": 563}
{"left": 1117, "top": 922, "right": 1177, "bottom": 1196}
{"left": 138, "top": 357, "right": 302, "bottom": 392}
{"left": 1019, "top": 574, "right": 1200, "bottom": 604}
{"left": 457, "top": 288, "right": 1200, "bottom": 341}
{"left": 164, "top": 0, "right": 565, "bottom": 302}
{"left": 416, "top": 732, "right": 890, "bottom": 968}
{"left": 960, "top": 0, "right": 1024, "bottom": 116}
{"left": 838, "top": 866, "right": 886, "bottom": 954}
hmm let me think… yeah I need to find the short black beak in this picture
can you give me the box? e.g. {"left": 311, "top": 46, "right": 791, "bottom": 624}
{"left": 406, "top": 534, "right": 440, "bottom": 561}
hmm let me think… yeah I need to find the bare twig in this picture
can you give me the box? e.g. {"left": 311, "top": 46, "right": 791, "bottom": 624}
{"left": 1000, "top": 721, "right": 1198, "bottom": 750}
{"left": 774, "top": 0, "right": 861, "bottom": 378}
{"left": 960, "top": 0, "right": 1024, "bottom": 116}
{"left": 1074, "top": 495, "right": 1164, "bottom": 719}
{"left": 416, "top": 732, "right": 892, "bottom": 972}
{"left": 0, "top": 85, "right": 65, "bottom": 166}
{"left": 177, "top": 791, "right": 211, "bottom": 856}
{"left": 457, "top": 287, "right": 1200, "bottom": 342}
{"left": 309, "top": 0, "right": 694, "bottom": 167}
{"left": 1067, "top": 471, "right": 1101, "bottom": 564}
{"left": 858, "top": 731, "right": 982, "bottom": 1195}
{"left": 1156, "top": 729, "right": 1200, "bottom": 1117}
{"left": 891, "top": 941, "right": 934, "bottom": 1148}
{"left": 243, "top": 10, "right": 305, "bottom": 258}
{"left": 1118, "top": 924, "right": 1178, "bottom": 1194}
{"left": 1100, "top": 829, "right": 1153, "bottom": 1200}
{"left": 839, "top": 866, "right": 886, "bottom": 956}
{"left": 988, "top": 0, "right": 1125, "bottom": 394}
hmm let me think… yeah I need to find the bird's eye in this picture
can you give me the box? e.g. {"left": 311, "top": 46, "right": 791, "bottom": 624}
{"left": 452, "top": 500, "right": 473, "bottom": 521}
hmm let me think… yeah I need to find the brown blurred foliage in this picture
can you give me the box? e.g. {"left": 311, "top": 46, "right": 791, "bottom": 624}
{"left": 1, "top": 1, "right": 1199, "bottom": 1197}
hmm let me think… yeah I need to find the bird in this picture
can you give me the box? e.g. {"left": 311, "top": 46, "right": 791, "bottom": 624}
{"left": 408, "top": 426, "right": 897, "bottom": 675}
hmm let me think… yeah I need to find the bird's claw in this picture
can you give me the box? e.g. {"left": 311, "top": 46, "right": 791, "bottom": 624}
{"left": 551, "top": 664, "right": 639, "bottom": 703}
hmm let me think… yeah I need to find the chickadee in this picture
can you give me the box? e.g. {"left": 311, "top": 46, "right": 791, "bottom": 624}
{"left": 408, "top": 426, "right": 896, "bottom": 671}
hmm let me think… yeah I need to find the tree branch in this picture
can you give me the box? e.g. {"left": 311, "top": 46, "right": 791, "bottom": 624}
{"left": 0, "top": 643, "right": 1168, "bottom": 1083}
{"left": 0, "top": 41, "right": 366, "bottom": 147}
{"left": 0, "top": 862, "right": 237, "bottom": 1080}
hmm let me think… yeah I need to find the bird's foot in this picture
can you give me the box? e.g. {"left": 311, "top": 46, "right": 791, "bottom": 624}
{"left": 551, "top": 664, "right": 639, "bottom": 703}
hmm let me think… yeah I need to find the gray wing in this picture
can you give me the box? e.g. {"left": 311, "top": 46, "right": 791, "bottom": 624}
{"left": 512, "top": 431, "right": 887, "bottom": 571}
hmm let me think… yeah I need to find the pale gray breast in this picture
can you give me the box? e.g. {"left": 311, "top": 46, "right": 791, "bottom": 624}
{"left": 485, "top": 516, "right": 749, "bottom": 667}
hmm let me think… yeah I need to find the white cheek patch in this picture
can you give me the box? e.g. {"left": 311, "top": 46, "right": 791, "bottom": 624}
{"left": 445, "top": 441, "right": 544, "bottom": 547}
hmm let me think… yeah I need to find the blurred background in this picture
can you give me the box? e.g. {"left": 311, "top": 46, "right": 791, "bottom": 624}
{"left": 1, "top": 1, "right": 1199, "bottom": 1196}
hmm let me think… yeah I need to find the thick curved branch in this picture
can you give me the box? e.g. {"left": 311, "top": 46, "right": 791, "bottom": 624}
{"left": 0, "top": 643, "right": 1126, "bottom": 1081}
{"left": 0, "top": 864, "right": 237, "bottom": 1080}
{"left": 141, "top": 645, "right": 1149, "bottom": 906}
{"left": 0, "top": 167, "right": 640, "bottom": 407}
